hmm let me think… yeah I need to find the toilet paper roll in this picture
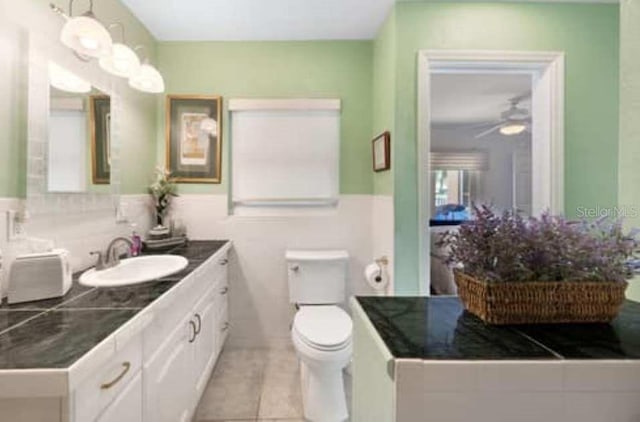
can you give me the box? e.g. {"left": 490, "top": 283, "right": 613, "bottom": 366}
{"left": 364, "top": 262, "right": 389, "bottom": 296}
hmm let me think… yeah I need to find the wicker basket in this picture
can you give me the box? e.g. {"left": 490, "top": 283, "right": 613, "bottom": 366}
{"left": 453, "top": 270, "right": 628, "bottom": 324}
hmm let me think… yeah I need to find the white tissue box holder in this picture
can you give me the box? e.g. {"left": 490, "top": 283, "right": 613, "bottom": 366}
{"left": 7, "top": 249, "right": 73, "bottom": 304}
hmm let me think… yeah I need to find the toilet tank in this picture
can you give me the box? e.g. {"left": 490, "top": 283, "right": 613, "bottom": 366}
{"left": 286, "top": 249, "right": 349, "bottom": 305}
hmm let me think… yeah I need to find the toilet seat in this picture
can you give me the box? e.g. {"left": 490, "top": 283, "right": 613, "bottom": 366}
{"left": 293, "top": 305, "right": 352, "bottom": 352}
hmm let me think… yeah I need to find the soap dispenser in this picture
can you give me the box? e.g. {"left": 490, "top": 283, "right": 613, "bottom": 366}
{"left": 130, "top": 224, "right": 142, "bottom": 256}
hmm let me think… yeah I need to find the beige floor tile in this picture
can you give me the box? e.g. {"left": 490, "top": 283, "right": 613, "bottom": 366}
{"left": 196, "top": 347, "right": 350, "bottom": 422}
{"left": 195, "top": 349, "right": 267, "bottom": 420}
{"left": 257, "top": 349, "right": 304, "bottom": 419}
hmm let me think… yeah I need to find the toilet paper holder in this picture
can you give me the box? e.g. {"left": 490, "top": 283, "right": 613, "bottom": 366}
{"left": 375, "top": 256, "right": 389, "bottom": 267}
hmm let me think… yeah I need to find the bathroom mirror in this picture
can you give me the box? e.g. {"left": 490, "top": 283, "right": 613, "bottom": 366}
{"left": 48, "top": 69, "right": 111, "bottom": 193}
{"left": 26, "top": 49, "right": 120, "bottom": 215}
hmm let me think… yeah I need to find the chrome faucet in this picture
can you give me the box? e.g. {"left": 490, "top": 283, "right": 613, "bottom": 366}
{"left": 90, "top": 237, "right": 134, "bottom": 270}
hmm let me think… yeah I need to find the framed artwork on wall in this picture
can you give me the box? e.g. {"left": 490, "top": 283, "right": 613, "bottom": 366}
{"left": 372, "top": 131, "right": 391, "bottom": 172}
{"left": 90, "top": 95, "right": 111, "bottom": 184}
{"left": 166, "top": 95, "right": 223, "bottom": 183}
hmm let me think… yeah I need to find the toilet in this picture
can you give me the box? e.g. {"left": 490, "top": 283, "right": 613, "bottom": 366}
{"left": 286, "top": 249, "right": 352, "bottom": 422}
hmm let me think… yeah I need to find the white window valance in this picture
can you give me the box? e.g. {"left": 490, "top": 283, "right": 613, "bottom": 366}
{"left": 430, "top": 150, "right": 489, "bottom": 171}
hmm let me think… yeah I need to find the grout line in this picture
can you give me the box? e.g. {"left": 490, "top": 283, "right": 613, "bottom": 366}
{"left": 0, "top": 310, "right": 50, "bottom": 337}
{"left": 254, "top": 354, "right": 267, "bottom": 420}
{"left": 48, "top": 287, "right": 98, "bottom": 308}
{"left": 49, "top": 307, "right": 143, "bottom": 311}
{"left": 0, "top": 288, "right": 131, "bottom": 337}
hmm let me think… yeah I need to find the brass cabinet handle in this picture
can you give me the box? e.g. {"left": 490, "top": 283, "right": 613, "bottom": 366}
{"left": 189, "top": 320, "right": 197, "bottom": 343}
{"left": 220, "top": 287, "right": 229, "bottom": 295}
{"left": 221, "top": 322, "right": 230, "bottom": 332}
{"left": 100, "top": 362, "right": 131, "bottom": 390}
{"left": 194, "top": 313, "right": 202, "bottom": 335}
{"left": 219, "top": 258, "right": 228, "bottom": 266}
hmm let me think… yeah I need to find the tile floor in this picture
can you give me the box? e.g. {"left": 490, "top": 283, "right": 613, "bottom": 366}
{"left": 194, "top": 347, "right": 351, "bottom": 422}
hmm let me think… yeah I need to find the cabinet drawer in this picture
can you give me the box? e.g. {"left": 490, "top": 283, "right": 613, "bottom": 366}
{"left": 214, "top": 276, "right": 229, "bottom": 314}
{"left": 96, "top": 371, "right": 142, "bottom": 422}
{"left": 205, "top": 252, "right": 229, "bottom": 286}
{"left": 74, "top": 335, "right": 142, "bottom": 422}
{"left": 217, "top": 301, "right": 230, "bottom": 353}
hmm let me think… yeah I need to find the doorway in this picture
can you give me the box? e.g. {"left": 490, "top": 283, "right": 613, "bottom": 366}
{"left": 417, "top": 50, "right": 565, "bottom": 295}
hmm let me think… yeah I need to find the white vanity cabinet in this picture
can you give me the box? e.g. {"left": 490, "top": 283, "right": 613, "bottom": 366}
{"left": 0, "top": 243, "right": 231, "bottom": 422}
{"left": 75, "top": 246, "right": 230, "bottom": 422}
{"left": 142, "top": 249, "right": 230, "bottom": 422}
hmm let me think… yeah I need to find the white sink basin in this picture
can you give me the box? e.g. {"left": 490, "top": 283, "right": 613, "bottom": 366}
{"left": 79, "top": 255, "right": 189, "bottom": 287}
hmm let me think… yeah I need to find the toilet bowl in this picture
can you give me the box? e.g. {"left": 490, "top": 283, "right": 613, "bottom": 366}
{"left": 291, "top": 305, "right": 352, "bottom": 422}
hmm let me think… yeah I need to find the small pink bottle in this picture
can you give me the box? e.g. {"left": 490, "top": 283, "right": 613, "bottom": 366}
{"left": 130, "top": 224, "right": 142, "bottom": 256}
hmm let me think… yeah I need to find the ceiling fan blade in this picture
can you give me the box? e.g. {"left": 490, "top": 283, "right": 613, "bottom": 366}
{"left": 508, "top": 91, "right": 532, "bottom": 104}
{"left": 475, "top": 124, "right": 503, "bottom": 139}
{"left": 466, "top": 120, "right": 505, "bottom": 130}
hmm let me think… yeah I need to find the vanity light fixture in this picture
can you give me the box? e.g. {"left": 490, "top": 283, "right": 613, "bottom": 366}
{"left": 59, "top": 0, "right": 113, "bottom": 59}
{"left": 99, "top": 23, "right": 141, "bottom": 78}
{"left": 128, "top": 46, "right": 165, "bottom": 93}
{"left": 50, "top": 2, "right": 164, "bottom": 94}
{"left": 499, "top": 122, "right": 527, "bottom": 136}
{"left": 49, "top": 62, "right": 91, "bottom": 93}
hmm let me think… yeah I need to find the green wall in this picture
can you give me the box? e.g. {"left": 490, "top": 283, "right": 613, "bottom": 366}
{"left": 156, "top": 41, "right": 374, "bottom": 195}
{"left": 619, "top": 0, "right": 640, "bottom": 301}
{"left": 0, "top": 0, "right": 157, "bottom": 198}
{"left": 0, "top": 19, "right": 27, "bottom": 198}
{"left": 371, "top": 10, "right": 396, "bottom": 196}
{"left": 390, "top": 2, "right": 620, "bottom": 294}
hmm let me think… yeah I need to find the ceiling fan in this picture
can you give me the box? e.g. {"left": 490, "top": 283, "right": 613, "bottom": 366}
{"left": 474, "top": 92, "right": 531, "bottom": 139}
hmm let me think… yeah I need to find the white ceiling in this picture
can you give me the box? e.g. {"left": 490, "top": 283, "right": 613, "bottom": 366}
{"left": 120, "top": 0, "right": 395, "bottom": 41}
{"left": 430, "top": 73, "right": 531, "bottom": 125}
{"left": 121, "top": 0, "right": 618, "bottom": 41}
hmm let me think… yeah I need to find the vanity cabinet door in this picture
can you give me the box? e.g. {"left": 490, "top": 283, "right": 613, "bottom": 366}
{"left": 96, "top": 372, "right": 142, "bottom": 422}
{"left": 193, "top": 286, "right": 216, "bottom": 399}
{"left": 143, "top": 315, "right": 194, "bottom": 422}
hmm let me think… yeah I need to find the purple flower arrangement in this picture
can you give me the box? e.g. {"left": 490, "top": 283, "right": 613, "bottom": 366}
{"left": 438, "top": 205, "right": 639, "bottom": 284}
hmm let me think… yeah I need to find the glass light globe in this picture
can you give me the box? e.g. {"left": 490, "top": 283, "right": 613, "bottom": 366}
{"left": 99, "top": 43, "right": 141, "bottom": 78}
{"left": 499, "top": 123, "right": 527, "bottom": 136}
{"left": 129, "top": 63, "right": 165, "bottom": 93}
{"left": 60, "top": 15, "right": 113, "bottom": 58}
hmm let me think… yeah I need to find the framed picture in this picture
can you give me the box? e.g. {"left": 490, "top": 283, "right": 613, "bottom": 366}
{"left": 372, "top": 131, "right": 391, "bottom": 172}
{"left": 90, "top": 95, "right": 111, "bottom": 184}
{"left": 166, "top": 95, "right": 222, "bottom": 183}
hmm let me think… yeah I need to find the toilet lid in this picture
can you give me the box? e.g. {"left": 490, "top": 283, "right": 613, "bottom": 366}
{"left": 293, "top": 306, "right": 352, "bottom": 349}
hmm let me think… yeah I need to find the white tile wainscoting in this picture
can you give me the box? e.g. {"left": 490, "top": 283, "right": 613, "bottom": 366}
{"left": 0, "top": 195, "right": 153, "bottom": 297}
{"left": 169, "top": 194, "right": 394, "bottom": 350}
{"left": 393, "top": 360, "right": 640, "bottom": 422}
{"left": 372, "top": 195, "right": 394, "bottom": 295}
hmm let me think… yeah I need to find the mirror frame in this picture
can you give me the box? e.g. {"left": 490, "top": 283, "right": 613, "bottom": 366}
{"left": 26, "top": 37, "right": 121, "bottom": 216}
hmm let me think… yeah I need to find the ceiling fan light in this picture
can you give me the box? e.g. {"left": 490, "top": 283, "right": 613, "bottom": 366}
{"left": 500, "top": 123, "right": 527, "bottom": 136}
{"left": 128, "top": 63, "right": 165, "bottom": 93}
{"left": 48, "top": 62, "right": 91, "bottom": 93}
{"left": 60, "top": 15, "right": 113, "bottom": 58}
{"left": 99, "top": 43, "right": 141, "bottom": 78}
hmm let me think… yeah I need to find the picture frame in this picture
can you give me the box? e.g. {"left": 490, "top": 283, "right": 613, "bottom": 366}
{"left": 166, "top": 95, "right": 223, "bottom": 183}
{"left": 372, "top": 131, "right": 391, "bottom": 172}
{"left": 89, "top": 95, "right": 111, "bottom": 184}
